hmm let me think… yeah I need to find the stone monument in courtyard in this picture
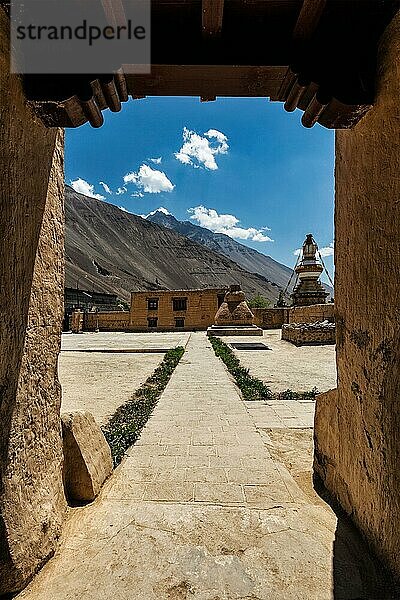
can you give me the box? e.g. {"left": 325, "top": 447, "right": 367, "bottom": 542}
{"left": 291, "top": 234, "right": 328, "bottom": 306}
{"left": 207, "top": 284, "right": 263, "bottom": 336}
{"left": 282, "top": 234, "right": 334, "bottom": 346}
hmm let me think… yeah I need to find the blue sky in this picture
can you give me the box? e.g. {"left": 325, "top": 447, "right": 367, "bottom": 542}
{"left": 66, "top": 96, "right": 334, "bottom": 276}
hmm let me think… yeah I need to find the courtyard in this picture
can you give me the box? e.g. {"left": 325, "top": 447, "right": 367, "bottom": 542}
{"left": 17, "top": 330, "right": 395, "bottom": 599}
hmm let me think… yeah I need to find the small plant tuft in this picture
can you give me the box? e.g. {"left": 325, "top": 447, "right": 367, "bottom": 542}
{"left": 277, "top": 387, "right": 319, "bottom": 401}
{"left": 102, "top": 346, "right": 184, "bottom": 467}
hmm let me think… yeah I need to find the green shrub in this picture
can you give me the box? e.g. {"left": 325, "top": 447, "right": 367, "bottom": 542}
{"left": 248, "top": 294, "right": 271, "bottom": 309}
{"left": 278, "top": 387, "right": 319, "bottom": 401}
{"left": 102, "top": 346, "right": 184, "bottom": 467}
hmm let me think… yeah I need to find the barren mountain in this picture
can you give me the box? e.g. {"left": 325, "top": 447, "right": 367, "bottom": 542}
{"left": 147, "top": 209, "right": 333, "bottom": 298}
{"left": 65, "top": 186, "right": 285, "bottom": 302}
{"left": 146, "top": 209, "right": 294, "bottom": 290}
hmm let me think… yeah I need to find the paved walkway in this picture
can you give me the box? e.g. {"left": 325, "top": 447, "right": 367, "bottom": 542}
{"left": 19, "top": 333, "right": 390, "bottom": 600}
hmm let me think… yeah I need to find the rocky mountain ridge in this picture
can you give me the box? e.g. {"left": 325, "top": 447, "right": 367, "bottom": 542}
{"left": 146, "top": 209, "right": 294, "bottom": 291}
{"left": 65, "top": 186, "right": 287, "bottom": 302}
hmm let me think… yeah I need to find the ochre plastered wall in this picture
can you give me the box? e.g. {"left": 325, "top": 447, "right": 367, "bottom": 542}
{"left": 84, "top": 311, "right": 130, "bottom": 331}
{"left": 0, "top": 8, "right": 66, "bottom": 593}
{"left": 314, "top": 10, "right": 400, "bottom": 576}
{"left": 82, "top": 306, "right": 287, "bottom": 332}
{"left": 288, "top": 303, "right": 334, "bottom": 324}
{"left": 252, "top": 307, "right": 288, "bottom": 328}
{"left": 129, "top": 289, "right": 225, "bottom": 331}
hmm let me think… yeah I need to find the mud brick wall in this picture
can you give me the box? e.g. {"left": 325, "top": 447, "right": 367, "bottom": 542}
{"left": 314, "top": 11, "right": 400, "bottom": 578}
{"left": 84, "top": 311, "right": 130, "bottom": 331}
{"left": 288, "top": 303, "right": 334, "bottom": 324}
{"left": 252, "top": 307, "right": 288, "bottom": 328}
{"left": 0, "top": 8, "right": 66, "bottom": 593}
{"left": 70, "top": 310, "right": 84, "bottom": 333}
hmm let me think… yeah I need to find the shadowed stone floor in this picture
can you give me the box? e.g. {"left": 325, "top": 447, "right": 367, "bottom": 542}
{"left": 61, "top": 331, "right": 191, "bottom": 352}
{"left": 19, "top": 333, "right": 395, "bottom": 599}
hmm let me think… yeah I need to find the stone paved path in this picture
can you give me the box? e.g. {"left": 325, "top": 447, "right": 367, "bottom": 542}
{"left": 18, "top": 333, "right": 388, "bottom": 600}
{"left": 245, "top": 398, "right": 315, "bottom": 430}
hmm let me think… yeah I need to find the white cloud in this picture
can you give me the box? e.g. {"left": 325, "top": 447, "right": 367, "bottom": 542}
{"left": 144, "top": 207, "right": 171, "bottom": 218}
{"left": 71, "top": 178, "right": 105, "bottom": 200}
{"left": 150, "top": 157, "right": 162, "bottom": 164}
{"left": 205, "top": 129, "right": 229, "bottom": 152}
{"left": 319, "top": 242, "right": 334, "bottom": 257}
{"left": 131, "top": 192, "right": 144, "bottom": 198}
{"left": 175, "top": 151, "right": 192, "bottom": 165}
{"left": 99, "top": 181, "right": 112, "bottom": 194}
{"left": 123, "top": 164, "right": 175, "bottom": 194}
{"left": 188, "top": 205, "right": 273, "bottom": 242}
{"left": 116, "top": 186, "right": 127, "bottom": 195}
{"left": 174, "top": 127, "right": 229, "bottom": 170}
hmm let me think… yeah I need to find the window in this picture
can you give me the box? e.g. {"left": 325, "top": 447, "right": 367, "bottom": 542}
{"left": 175, "top": 318, "right": 185, "bottom": 328}
{"left": 173, "top": 297, "right": 187, "bottom": 311}
{"left": 147, "top": 317, "right": 158, "bottom": 328}
{"left": 147, "top": 298, "right": 158, "bottom": 310}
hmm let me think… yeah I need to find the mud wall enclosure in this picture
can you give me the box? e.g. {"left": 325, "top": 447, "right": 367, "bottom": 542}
{"left": 314, "top": 11, "right": 400, "bottom": 577}
{"left": 0, "top": 8, "right": 66, "bottom": 593}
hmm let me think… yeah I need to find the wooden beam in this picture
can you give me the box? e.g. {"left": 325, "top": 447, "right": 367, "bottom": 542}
{"left": 202, "top": 0, "right": 224, "bottom": 37}
{"left": 124, "top": 65, "right": 286, "bottom": 98}
{"left": 100, "top": 0, "right": 127, "bottom": 28}
{"left": 293, "top": 0, "right": 326, "bottom": 43}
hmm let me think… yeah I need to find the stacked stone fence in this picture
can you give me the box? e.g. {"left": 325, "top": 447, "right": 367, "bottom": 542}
{"left": 282, "top": 321, "right": 336, "bottom": 346}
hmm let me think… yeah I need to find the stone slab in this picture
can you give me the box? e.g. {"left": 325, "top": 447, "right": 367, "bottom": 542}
{"left": 207, "top": 325, "right": 263, "bottom": 336}
{"left": 62, "top": 412, "right": 113, "bottom": 503}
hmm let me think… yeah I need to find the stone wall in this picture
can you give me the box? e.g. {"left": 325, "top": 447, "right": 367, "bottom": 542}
{"left": 314, "top": 10, "right": 400, "bottom": 578}
{"left": 282, "top": 322, "right": 335, "bottom": 346}
{"left": 288, "top": 303, "right": 334, "bottom": 324}
{"left": 84, "top": 311, "right": 130, "bottom": 331}
{"left": 252, "top": 307, "right": 288, "bottom": 328}
{"left": 0, "top": 8, "right": 66, "bottom": 593}
{"left": 130, "top": 289, "right": 225, "bottom": 331}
